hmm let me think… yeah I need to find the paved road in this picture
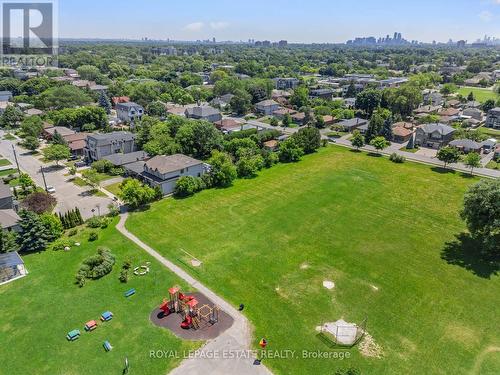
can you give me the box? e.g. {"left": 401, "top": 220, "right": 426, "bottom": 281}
{"left": 116, "top": 213, "right": 272, "bottom": 375}
{"left": 332, "top": 137, "right": 500, "bottom": 179}
{"left": 0, "top": 132, "right": 112, "bottom": 219}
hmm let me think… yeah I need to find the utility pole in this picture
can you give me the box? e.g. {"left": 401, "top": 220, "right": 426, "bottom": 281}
{"left": 40, "top": 166, "right": 48, "bottom": 191}
{"left": 11, "top": 144, "right": 20, "bottom": 175}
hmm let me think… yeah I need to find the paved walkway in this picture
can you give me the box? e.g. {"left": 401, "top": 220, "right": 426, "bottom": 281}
{"left": 116, "top": 213, "right": 272, "bottom": 375}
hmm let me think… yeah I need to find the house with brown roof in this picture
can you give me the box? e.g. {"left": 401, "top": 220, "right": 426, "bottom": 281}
{"left": 323, "top": 115, "right": 336, "bottom": 126}
{"left": 291, "top": 112, "right": 306, "bottom": 125}
{"left": 392, "top": 126, "right": 413, "bottom": 143}
{"left": 263, "top": 140, "right": 279, "bottom": 151}
{"left": 438, "top": 108, "right": 460, "bottom": 117}
{"left": 272, "top": 107, "right": 297, "bottom": 119}
{"left": 64, "top": 133, "right": 89, "bottom": 156}
{"left": 214, "top": 118, "right": 245, "bottom": 133}
{"left": 111, "top": 96, "right": 130, "bottom": 108}
{"left": 140, "top": 154, "right": 208, "bottom": 195}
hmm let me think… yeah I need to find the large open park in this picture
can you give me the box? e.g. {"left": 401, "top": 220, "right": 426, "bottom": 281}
{"left": 126, "top": 146, "right": 500, "bottom": 374}
{"left": 1, "top": 146, "right": 499, "bottom": 374}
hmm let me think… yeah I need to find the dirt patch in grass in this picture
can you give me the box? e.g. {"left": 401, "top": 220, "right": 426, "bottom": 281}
{"left": 359, "top": 333, "right": 384, "bottom": 359}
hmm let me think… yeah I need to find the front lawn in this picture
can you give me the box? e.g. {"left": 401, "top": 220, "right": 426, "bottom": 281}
{"left": 457, "top": 86, "right": 499, "bottom": 103}
{"left": 104, "top": 181, "right": 122, "bottom": 196}
{"left": 0, "top": 220, "right": 199, "bottom": 375}
{"left": 0, "top": 158, "right": 12, "bottom": 167}
{"left": 127, "top": 146, "right": 500, "bottom": 375}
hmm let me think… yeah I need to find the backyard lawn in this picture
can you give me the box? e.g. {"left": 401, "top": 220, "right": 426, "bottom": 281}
{"left": 127, "top": 146, "right": 500, "bottom": 375}
{"left": 0, "top": 158, "right": 12, "bottom": 167}
{"left": 104, "top": 181, "right": 122, "bottom": 196}
{"left": 0, "top": 220, "right": 200, "bottom": 375}
{"left": 457, "top": 86, "right": 499, "bottom": 103}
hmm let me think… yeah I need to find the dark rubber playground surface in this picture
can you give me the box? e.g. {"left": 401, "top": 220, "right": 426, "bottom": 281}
{"left": 149, "top": 291, "right": 234, "bottom": 340}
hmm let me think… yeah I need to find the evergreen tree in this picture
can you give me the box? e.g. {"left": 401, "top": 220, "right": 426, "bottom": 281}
{"left": 51, "top": 131, "right": 67, "bottom": 146}
{"left": 98, "top": 91, "right": 112, "bottom": 114}
{"left": 75, "top": 207, "right": 83, "bottom": 225}
{"left": 17, "top": 210, "right": 49, "bottom": 253}
{"left": 380, "top": 117, "right": 393, "bottom": 141}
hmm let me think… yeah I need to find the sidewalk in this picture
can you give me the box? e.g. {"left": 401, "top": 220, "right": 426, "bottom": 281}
{"left": 116, "top": 213, "right": 273, "bottom": 375}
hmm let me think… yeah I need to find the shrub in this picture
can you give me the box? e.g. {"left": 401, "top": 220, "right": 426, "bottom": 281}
{"left": 86, "top": 215, "right": 107, "bottom": 228}
{"left": 119, "top": 269, "right": 128, "bottom": 283}
{"left": 68, "top": 228, "right": 78, "bottom": 236}
{"left": 91, "top": 159, "right": 114, "bottom": 173}
{"left": 110, "top": 167, "right": 124, "bottom": 176}
{"left": 389, "top": 153, "right": 406, "bottom": 163}
{"left": 88, "top": 231, "right": 98, "bottom": 241}
{"left": 75, "top": 247, "right": 115, "bottom": 287}
{"left": 50, "top": 238, "right": 75, "bottom": 251}
{"left": 107, "top": 203, "right": 120, "bottom": 217}
{"left": 174, "top": 176, "right": 205, "bottom": 197}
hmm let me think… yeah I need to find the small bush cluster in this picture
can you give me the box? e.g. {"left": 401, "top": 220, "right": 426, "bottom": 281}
{"left": 88, "top": 231, "right": 98, "bottom": 241}
{"left": 174, "top": 176, "right": 205, "bottom": 198}
{"left": 119, "top": 259, "right": 132, "bottom": 283}
{"left": 59, "top": 208, "right": 84, "bottom": 229}
{"left": 389, "top": 153, "right": 406, "bottom": 163}
{"left": 86, "top": 215, "right": 109, "bottom": 229}
{"left": 75, "top": 247, "right": 115, "bottom": 287}
{"left": 50, "top": 238, "right": 75, "bottom": 251}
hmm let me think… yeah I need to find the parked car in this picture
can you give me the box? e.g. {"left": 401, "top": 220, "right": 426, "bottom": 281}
{"left": 46, "top": 186, "right": 56, "bottom": 194}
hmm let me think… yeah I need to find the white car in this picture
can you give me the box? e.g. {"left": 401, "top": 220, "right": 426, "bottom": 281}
{"left": 46, "top": 186, "right": 56, "bottom": 194}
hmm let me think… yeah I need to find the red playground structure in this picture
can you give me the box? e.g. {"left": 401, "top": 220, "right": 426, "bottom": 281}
{"left": 158, "top": 286, "right": 219, "bottom": 331}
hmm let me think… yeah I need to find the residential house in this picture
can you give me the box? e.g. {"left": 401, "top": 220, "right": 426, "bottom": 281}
{"left": 446, "top": 99, "right": 461, "bottom": 108}
{"left": 210, "top": 94, "right": 234, "bottom": 109}
{"left": 64, "top": 133, "right": 89, "bottom": 157}
{"left": 462, "top": 108, "right": 483, "bottom": 121}
{"left": 494, "top": 145, "right": 500, "bottom": 160}
{"left": 102, "top": 151, "right": 149, "bottom": 167}
{"left": 465, "top": 101, "right": 481, "bottom": 109}
{"left": 274, "top": 78, "right": 300, "bottom": 90}
{"left": 271, "top": 89, "right": 292, "bottom": 100}
{"left": 493, "top": 69, "right": 500, "bottom": 81}
{"left": 323, "top": 115, "right": 336, "bottom": 126}
{"left": 0, "top": 182, "right": 20, "bottom": 232}
{"left": 116, "top": 102, "right": 144, "bottom": 124}
{"left": 414, "top": 105, "right": 441, "bottom": 115}
{"left": 423, "top": 90, "right": 443, "bottom": 106}
{"left": 255, "top": 100, "right": 280, "bottom": 116}
{"left": 414, "top": 123, "right": 456, "bottom": 149}
{"left": 378, "top": 77, "right": 408, "bottom": 88}
{"left": 449, "top": 139, "right": 482, "bottom": 153}
{"left": 438, "top": 108, "right": 460, "bottom": 117}
{"left": 392, "top": 126, "right": 414, "bottom": 143}
{"left": 42, "top": 126, "right": 76, "bottom": 140}
{"left": 336, "top": 118, "right": 368, "bottom": 132}
{"left": 0, "top": 91, "right": 13, "bottom": 101}
{"left": 25, "top": 108, "right": 44, "bottom": 116}
{"left": 84, "top": 131, "right": 137, "bottom": 162}
{"left": 486, "top": 107, "right": 500, "bottom": 130}
{"left": 344, "top": 98, "right": 356, "bottom": 108}
{"left": 263, "top": 140, "right": 279, "bottom": 151}
{"left": 291, "top": 112, "right": 306, "bottom": 125}
{"left": 309, "top": 88, "right": 335, "bottom": 100}
{"left": 185, "top": 106, "right": 222, "bottom": 123}
{"left": 111, "top": 96, "right": 130, "bottom": 107}
{"left": 141, "top": 154, "right": 208, "bottom": 196}
{"left": 213, "top": 118, "right": 245, "bottom": 133}
{"left": 272, "top": 108, "right": 297, "bottom": 119}
{"left": 0, "top": 102, "right": 10, "bottom": 114}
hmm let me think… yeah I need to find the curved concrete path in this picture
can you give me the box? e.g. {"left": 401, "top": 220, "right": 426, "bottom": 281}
{"left": 116, "top": 213, "right": 272, "bottom": 375}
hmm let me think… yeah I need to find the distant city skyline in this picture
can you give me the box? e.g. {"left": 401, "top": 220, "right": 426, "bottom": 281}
{"left": 58, "top": 0, "right": 500, "bottom": 44}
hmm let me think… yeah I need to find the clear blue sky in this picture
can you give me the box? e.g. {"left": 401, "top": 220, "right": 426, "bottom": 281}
{"left": 58, "top": 0, "right": 500, "bottom": 43}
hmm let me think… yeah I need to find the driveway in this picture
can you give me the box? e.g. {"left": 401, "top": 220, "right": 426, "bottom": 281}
{"left": 0, "top": 132, "right": 112, "bottom": 219}
{"left": 415, "top": 147, "right": 438, "bottom": 158}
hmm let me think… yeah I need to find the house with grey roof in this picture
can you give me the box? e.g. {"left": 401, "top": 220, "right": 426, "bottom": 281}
{"left": 274, "top": 77, "right": 300, "bottom": 90}
{"left": 462, "top": 108, "right": 483, "bottom": 121}
{"left": 0, "top": 182, "right": 20, "bottom": 232}
{"left": 486, "top": 107, "right": 500, "bottom": 130}
{"left": 337, "top": 117, "right": 368, "bottom": 132}
{"left": 102, "top": 151, "right": 148, "bottom": 167}
{"left": 116, "top": 102, "right": 144, "bottom": 124}
{"left": 255, "top": 100, "right": 280, "bottom": 115}
{"left": 84, "top": 131, "right": 137, "bottom": 162}
{"left": 210, "top": 94, "right": 234, "bottom": 109}
{"left": 449, "top": 139, "right": 482, "bottom": 153}
{"left": 0, "top": 91, "right": 13, "bottom": 101}
{"left": 415, "top": 123, "right": 456, "bottom": 149}
{"left": 185, "top": 106, "right": 222, "bottom": 123}
{"left": 140, "top": 154, "right": 208, "bottom": 195}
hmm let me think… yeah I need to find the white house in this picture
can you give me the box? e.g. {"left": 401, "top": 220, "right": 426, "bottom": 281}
{"left": 142, "top": 154, "right": 208, "bottom": 195}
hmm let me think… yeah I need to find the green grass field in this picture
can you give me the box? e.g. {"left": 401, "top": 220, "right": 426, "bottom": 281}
{"left": 0, "top": 220, "right": 200, "bottom": 375}
{"left": 457, "top": 86, "right": 499, "bottom": 103}
{"left": 127, "top": 146, "right": 500, "bottom": 375}
{"left": 0, "top": 158, "right": 12, "bottom": 167}
{"left": 104, "top": 181, "right": 122, "bottom": 196}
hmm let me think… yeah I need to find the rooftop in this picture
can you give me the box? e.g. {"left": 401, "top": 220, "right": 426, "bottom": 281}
{"left": 145, "top": 154, "right": 204, "bottom": 175}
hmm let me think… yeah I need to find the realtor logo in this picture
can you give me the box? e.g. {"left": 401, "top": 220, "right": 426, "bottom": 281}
{"left": 1, "top": 1, "right": 57, "bottom": 66}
